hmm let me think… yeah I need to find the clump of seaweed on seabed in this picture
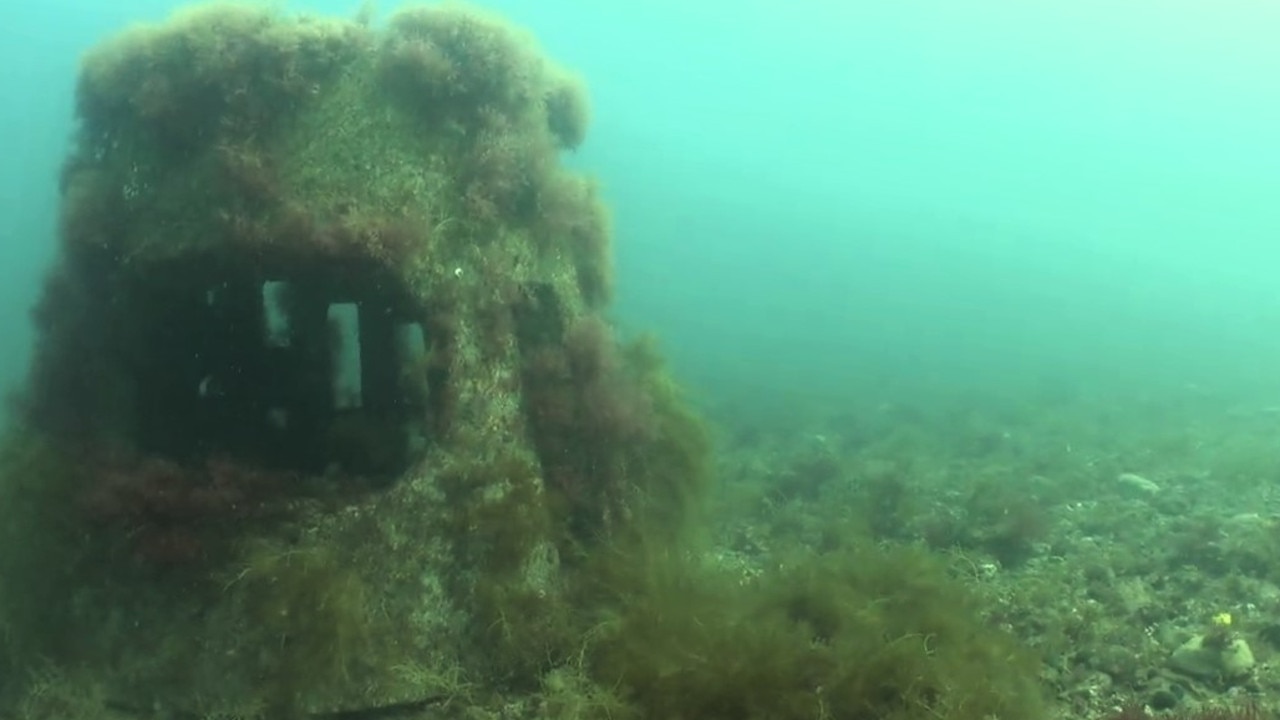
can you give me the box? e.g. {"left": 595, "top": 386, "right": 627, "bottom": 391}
{"left": 575, "top": 537, "right": 1046, "bottom": 720}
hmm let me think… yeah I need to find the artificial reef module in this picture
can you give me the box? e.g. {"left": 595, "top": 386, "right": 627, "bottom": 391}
{"left": 0, "top": 3, "right": 707, "bottom": 716}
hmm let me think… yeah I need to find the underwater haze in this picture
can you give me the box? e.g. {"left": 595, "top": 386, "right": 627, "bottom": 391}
{"left": 3, "top": 0, "right": 1279, "bottom": 424}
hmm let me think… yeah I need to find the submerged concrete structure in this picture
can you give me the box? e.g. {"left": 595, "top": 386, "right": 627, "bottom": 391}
{"left": 0, "top": 3, "right": 709, "bottom": 717}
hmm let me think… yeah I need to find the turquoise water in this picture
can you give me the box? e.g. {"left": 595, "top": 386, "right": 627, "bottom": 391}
{"left": 3, "top": 0, "right": 1278, "bottom": 422}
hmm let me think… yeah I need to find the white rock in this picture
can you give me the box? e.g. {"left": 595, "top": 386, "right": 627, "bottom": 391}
{"left": 1117, "top": 472, "right": 1161, "bottom": 495}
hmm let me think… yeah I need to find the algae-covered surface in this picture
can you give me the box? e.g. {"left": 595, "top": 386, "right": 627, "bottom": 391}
{"left": 712, "top": 388, "right": 1280, "bottom": 720}
{"left": 0, "top": 3, "right": 1272, "bottom": 720}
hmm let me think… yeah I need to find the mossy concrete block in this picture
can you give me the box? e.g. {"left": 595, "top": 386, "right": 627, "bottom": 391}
{"left": 0, "top": 2, "right": 710, "bottom": 716}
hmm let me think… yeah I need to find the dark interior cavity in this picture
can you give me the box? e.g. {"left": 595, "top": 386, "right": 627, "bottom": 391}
{"left": 124, "top": 253, "right": 434, "bottom": 482}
